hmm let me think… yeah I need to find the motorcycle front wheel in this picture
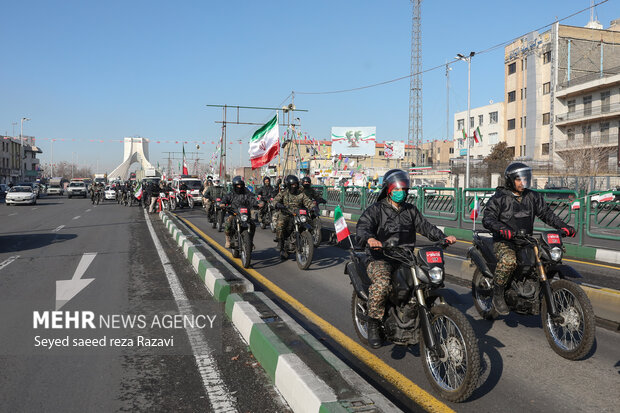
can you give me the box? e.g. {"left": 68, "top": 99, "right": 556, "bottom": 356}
{"left": 541, "top": 279, "right": 595, "bottom": 360}
{"left": 295, "top": 231, "right": 314, "bottom": 270}
{"left": 270, "top": 212, "right": 277, "bottom": 233}
{"left": 471, "top": 269, "right": 498, "bottom": 320}
{"left": 420, "top": 304, "right": 480, "bottom": 403}
{"left": 240, "top": 231, "right": 252, "bottom": 268}
{"left": 188, "top": 197, "right": 195, "bottom": 209}
{"left": 216, "top": 210, "right": 224, "bottom": 232}
{"left": 350, "top": 291, "right": 369, "bottom": 346}
{"left": 312, "top": 217, "right": 322, "bottom": 247}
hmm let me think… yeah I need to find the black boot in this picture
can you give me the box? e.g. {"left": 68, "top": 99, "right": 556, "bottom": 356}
{"left": 492, "top": 283, "right": 510, "bottom": 315}
{"left": 367, "top": 318, "right": 382, "bottom": 349}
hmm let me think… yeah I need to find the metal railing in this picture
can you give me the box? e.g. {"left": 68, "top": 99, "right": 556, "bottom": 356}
{"left": 555, "top": 102, "right": 620, "bottom": 123}
{"left": 556, "top": 65, "right": 620, "bottom": 91}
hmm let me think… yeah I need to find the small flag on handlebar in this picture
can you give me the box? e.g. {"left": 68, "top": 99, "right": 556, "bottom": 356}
{"left": 334, "top": 205, "right": 350, "bottom": 243}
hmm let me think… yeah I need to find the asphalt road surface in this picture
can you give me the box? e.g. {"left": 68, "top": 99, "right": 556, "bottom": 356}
{"left": 174, "top": 205, "right": 620, "bottom": 413}
{"left": 0, "top": 196, "right": 289, "bottom": 412}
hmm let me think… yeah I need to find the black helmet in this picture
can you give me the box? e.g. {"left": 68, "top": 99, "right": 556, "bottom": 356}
{"left": 232, "top": 175, "right": 245, "bottom": 194}
{"left": 301, "top": 176, "right": 312, "bottom": 188}
{"left": 285, "top": 175, "right": 300, "bottom": 194}
{"left": 263, "top": 176, "right": 271, "bottom": 185}
{"left": 504, "top": 162, "right": 532, "bottom": 191}
{"left": 378, "top": 169, "right": 410, "bottom": 201}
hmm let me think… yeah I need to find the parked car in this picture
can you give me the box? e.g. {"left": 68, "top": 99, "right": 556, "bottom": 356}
{"left": 104, "top": 185, "right": 116, "bottom": 200}
{"left": 47, "top": 184, "right": 64, "bottom": 195}
{"left": 67, "top": 181, "right": 88, "bottom": 198}
{"left": 5, "top": 186, "right": 36, "bottom": 206}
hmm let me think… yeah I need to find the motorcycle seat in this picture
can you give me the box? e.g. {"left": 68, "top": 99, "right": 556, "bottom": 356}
{"left": 479, "top": 237, "right": 498, "bottom": 264}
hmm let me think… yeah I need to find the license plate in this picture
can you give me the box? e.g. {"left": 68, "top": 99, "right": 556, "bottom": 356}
{"left": 240, "top": 208, "right": 248, "bottom": 213}
{"left": 299, "top": 210, "right": 307, "bottom": 215}
{"left": 426, "top": 251, "right": 442, "bottom": 263}
{"left": 547, "top": 233, "right": 561, "bottom": 244}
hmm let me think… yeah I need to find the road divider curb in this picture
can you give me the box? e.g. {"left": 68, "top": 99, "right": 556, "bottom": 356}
{"left": 157, "top": 211, "right": 401, "bottom": 413}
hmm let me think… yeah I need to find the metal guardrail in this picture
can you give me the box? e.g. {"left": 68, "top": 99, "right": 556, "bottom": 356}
{"left": 586, "top": 191, "right": 620, "bottom": 241}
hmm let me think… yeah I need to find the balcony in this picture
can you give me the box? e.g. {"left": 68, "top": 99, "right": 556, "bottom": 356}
{"left": 555, "top": 102, "right": 620, "bottom": 126}
{"left": 556, "top": 66, "right": 620, "bottom": 94}
{"left": 554, "top": 132, "right": 617, "bottom": 152}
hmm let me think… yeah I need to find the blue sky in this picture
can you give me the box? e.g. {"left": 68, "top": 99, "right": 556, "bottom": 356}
{"left": 1, "top": 0, "right": 616, "bottom": 173}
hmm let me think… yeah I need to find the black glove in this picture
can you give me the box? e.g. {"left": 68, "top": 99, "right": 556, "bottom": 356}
{"left": 561, "top": 226, "right": 576, "bottom": 237}
{"left": 276, "top": 203, "right": 286, "bottom": 211}
{"left": 499, "top": 228, "right": 513, "bottom": 240}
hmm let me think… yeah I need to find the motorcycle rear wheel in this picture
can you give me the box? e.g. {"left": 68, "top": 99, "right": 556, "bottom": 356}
{"left": 541, "top": 279, "right": 595, "bottom": 360}
{"left": 350, "top": 291, "right": 369, "bottom": 346}
{"left": 296, "top": 231, "right": 314, "bottom": 270}
{"left": 471, "top": 269, "right": 498, "bottom": 320}
{"left": 420, "top": 304, "right": 480, "bottom": 403}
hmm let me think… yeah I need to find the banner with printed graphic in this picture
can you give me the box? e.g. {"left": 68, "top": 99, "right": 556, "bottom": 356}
{"left": 331, "top": 126, "right": 376, "bottom": 156}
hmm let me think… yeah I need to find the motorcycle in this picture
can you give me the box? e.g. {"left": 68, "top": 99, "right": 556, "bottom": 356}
{"left": 308, "top": 202, "right": 323, "bottom": 248}
{"left": 158, "top": 192, "right": 170, "bottom": 212}
{"left": 469, "top": 229, "right": 595, "bottom": 360}
{"left": 215, "top": 199, "right": 227, "bottom": 232}
{"left": 91, "top": 188, "right": 102, "bottom": 205}
{"left": 227, "top": 206, "right": 253, "bottom": 268}
{"left": 204, "top": 197, "right": 218, "bottom": 226}
{"left": 346, "top": 240, "right": 480, "bottom": 402}
{"left": 257, "top": 196, "right": 274, "bottom": 230}
{"left": 279, "top": 207, "right": 315, "bottom": 270}
{"left": 175, "top": 189, "right": 195, "bottom": 209}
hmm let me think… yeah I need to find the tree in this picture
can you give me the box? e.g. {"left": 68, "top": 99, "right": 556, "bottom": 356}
{"left": 484, "top": 142, "right": 514, "bottom": 175}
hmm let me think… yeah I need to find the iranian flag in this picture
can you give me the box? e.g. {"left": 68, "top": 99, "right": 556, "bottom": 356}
{"left": 249, "top": 114, "right": 279, "bottom": 170}
{"left": 596, "top": 192, "right": 614, "bottom": 203}
{"left": 334, "top": 205, "right": 350, "bottom": 242}
{"left": 182, "top": 145, "right": 189, "bottom": 175}
{"left": 473, "top": 127, "right": 482, "bottom": 143}
{"left": 469, "top": 194, "right": 480, "bottom": 220}
{"left": 571, "top": 200, "right": 580, "bottom": 210}
{"left": 134, "top": 182, "right": 143, "bottom": 200}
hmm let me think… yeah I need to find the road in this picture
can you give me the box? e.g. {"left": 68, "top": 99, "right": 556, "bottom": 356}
{"left": 174, "top": 206, "right": 620, "bottom": 413}
{"left": 0, "top": 196, "right": 289, "bottom": 412}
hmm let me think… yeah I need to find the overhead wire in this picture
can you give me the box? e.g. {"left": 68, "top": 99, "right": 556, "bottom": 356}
{"left": 294, "top": 0, "right": 610, "bottom": 96}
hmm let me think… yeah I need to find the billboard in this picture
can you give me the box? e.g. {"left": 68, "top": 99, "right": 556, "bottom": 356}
{"left": 331, "top": 127, "right": 376, "bottom": 156}
{"left": 384, "top": 141, "right": 405, "bottom": 159}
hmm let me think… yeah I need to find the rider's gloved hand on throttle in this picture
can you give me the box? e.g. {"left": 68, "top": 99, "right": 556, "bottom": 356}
{"left": 444, "top": 236, "right": 457, "bottom": 244}
{"left": 499, "top": 229, "right": 513, "bottom": 240}
{"left": 561, "top": 226, "right": 576, "bottom": 237}
{"left": 367, "top": 238, "right": 382, "bottom": 249}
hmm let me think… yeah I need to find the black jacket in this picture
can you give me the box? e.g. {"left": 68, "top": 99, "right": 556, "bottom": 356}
{"left": 356, "top": 198, "right": 445, "bottom": 259}
{"left": 256, "top": 185, "right": 277, "bottom": 200}
{"left": 482, "top": 187, "right": 568, "bottom": 240}
{"left": 223, "top": 188, "right": 259, "bottom": 211}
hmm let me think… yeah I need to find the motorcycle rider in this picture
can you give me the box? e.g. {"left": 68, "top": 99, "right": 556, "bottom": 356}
{"left": 301, "top": 176, "right": 327, "bottom": 215}
{"left": 482, "top": 162, "right": 576, "bottom": 315}
{"left": 222, "top": 176, "right": 258, "bottom": 249}
{"left": 356, "top": 169, "right": 456, "bottom": 349}
{"left": 256, "top": 176, "right": 278, "bottom": 224}
{"left": 272, "top": 175, "right": 315, "bottom": 260}
{"left": 203, "top": 177, "right": 226, "bottom": 218}
{"left": 148, "top": 181, "right": 161, "bottom": 213}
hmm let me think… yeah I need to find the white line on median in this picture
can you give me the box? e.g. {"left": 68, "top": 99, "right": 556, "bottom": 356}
{"left": 0, "top": 256, "right": 20, "bottom": 271}
{"left": 73, "top": 216, "right": 81, "bottom": 220}
{"left": 143, "top": 209, "right": 237, "bottom": 412}
{"left": 53, "top": 225, "right": 65, "bottom": 232}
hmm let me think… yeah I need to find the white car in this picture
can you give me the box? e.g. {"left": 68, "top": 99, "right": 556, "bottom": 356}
{"left": 104, "top": 185, "right": 116, "bottom": 200}
{"left": 47, "top": 185, "right": 64, "bottom": 195}
{"left": 6, "top": 186, "right": 36, "bottom": 205}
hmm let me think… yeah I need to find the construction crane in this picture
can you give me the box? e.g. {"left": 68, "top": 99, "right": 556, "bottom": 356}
{"left": 408, "top": 0, "right": 422, "bottom": 168}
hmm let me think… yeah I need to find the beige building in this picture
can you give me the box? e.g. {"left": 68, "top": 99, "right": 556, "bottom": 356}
{"left": 420, "top": 139, "right": 454, "bottom": 167}
{"left": 503, "top": 19, "right": 620, "bottom": 166}
{"left": 453, "top": 101, "right": 504, "bottom": 163}
{"left": 0, "top": 136, "right": 41, "bottom": 184}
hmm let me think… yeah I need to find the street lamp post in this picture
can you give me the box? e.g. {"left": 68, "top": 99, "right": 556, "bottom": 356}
{"left": 20, "top": 117, "right": 31, "bottom": 181}
{"left": 456, "top": 52, "right": 475, "bottom": 189}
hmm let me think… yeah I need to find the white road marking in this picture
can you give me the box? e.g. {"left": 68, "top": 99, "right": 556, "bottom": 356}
{"left": 53, "top": 225, "right": 65, "bottom": 232}
{"left": 56, "top": 253, "right": 97, "bottom": 310}
{"left": 31, "top": 207, "right": 38, "bottom": 210}
{"left": 8, "top": 213, "right": 17, "bottom": 216}
{"left": 0, "top": 256, "right": 20, "bottom": 271}
{"left": 73, "top": 216, "right": 81, "bottom": 220}
{"left": 86, "top": 209, "right": 92, "bottom": 212}
{"left": 143, "top": 209, "right": 237, "bottom": 412}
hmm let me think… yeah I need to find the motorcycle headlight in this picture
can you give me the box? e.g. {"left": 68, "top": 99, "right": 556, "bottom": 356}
{"left": 550, "top": 247, "right": 563, "bottom": 262}
{"left": 240, "top": 215, "right": 248, "bottom": 222}
{"left": 428, "top": 267, "right": 443, "bottom": 284}
{"left": 299, "top": 215, "right": 307, "bottom": 223}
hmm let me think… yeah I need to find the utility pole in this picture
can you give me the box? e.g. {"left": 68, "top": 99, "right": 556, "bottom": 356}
{"left": 446, "top": 62, "right": 451, "bottom": 142}
{"left": 456, "top": 52, "right": 475, "bottom": 189}
{"left": 409, "top": 0, "right": 422, "bottom": 169}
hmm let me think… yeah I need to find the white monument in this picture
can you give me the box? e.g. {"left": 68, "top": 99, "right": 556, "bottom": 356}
{"left": 109, "top": 137, "right": 155, "bottom": 180}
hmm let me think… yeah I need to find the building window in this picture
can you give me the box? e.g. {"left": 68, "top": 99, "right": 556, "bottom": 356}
{"left": 520, "top": 145, "right": 526, "bottom": 156}
{"left": 457, "top": 119, "right": 464, "bottom": 130}
{"left": 470, "top": 117, "right": 474, "bottom": 129}
{"left": 508, "top": 91, "right": 516, "bottom": 103}
{"left": 542, "top": 82, "right": 550, "bottom": 95}
{"left": 489, "top": 111, "right": 498, "bottom": 124}
{"left": 520, "top": 116, "right": 527, "bottom": 128}
{"left": 522, "top": 58, "right": 527, "bottom": 70}
{"left": 567, "top": 128, "right": 575, "bottom": 141}
{"left": 543, "top": 51, "right": 551, "bottom": 64}
{"left": 449, "top": 147, "right": 454, "bottom": 154}
{"left": 478, "top": 114, "right": 483, "bottom": 125}
{"left": 507, "top": 146, "right": 515, "bottom": 157}
{"left": 600, "top": 122, "right": 610, "bottom": 143}
{"left": 567, "top": 100, "right": 576, "bottom": 113}
{"left": 507, "top": 119, "right": 516, "bottom": 130}
{"left": 582, "top": 124, "right": 591, "bottom": 144}
{"left": 488, "top": 132, "right": 499, "bottom": 145}
{"left": 521, "top": 88, "right": 527, "bottom": 99}
{"left": 542, "top": 143, "right": 549, "bottom": 155}
{"left": 542, "top": 112, "right": 550, "bottom": 125}
{"left": 601, "top": 91, "right": 610, "bottom": 113}
{"left": 508, "top": 62, "right": 516, "bottom": 75}
{"left": 583, "top": 95, "right": 592, "bottom": 116}
{"left": 379, "top": 151, "right": 384, "bottom": 156}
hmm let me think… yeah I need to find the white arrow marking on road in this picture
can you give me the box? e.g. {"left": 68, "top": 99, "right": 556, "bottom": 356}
{"left": 73, "top": 215, "right": 81, "bottom": 220}
{"left": 55, "top": 252, "right": 97, "bottom": 310}
{"left": 52, "top": 225, "right": 65, "bottom": 232}
{"left": 0, "top": 256, "right": 20, "bottom": 271}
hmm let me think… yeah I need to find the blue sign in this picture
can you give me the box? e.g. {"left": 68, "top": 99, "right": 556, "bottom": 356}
{"left": 460, "top": 149, "right": 467, "bottom": 156}
{"left": 300, "top": 161, "right": 309, "bottom": 169}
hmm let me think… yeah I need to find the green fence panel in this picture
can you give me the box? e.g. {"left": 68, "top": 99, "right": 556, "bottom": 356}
{"left": 420, "top": 187, "right": 458, "bottom": 221}
{"left": 585, "top": 191, "right": 620, "bottom": 240}
{"left": 461, "top": 188, "right": 496, "bottom": 224}
{"left": 343, "top": 186, "right": 364, "bottom": 212}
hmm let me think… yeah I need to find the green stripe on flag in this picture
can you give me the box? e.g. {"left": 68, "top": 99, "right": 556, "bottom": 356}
{"left": 250, "top": 114, "right": 278, "bottom": 142}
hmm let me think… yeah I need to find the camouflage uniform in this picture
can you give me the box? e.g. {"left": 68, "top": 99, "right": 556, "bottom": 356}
{"left": 493, "top": 241, "right": 518, "bottom": 286}
{"left": 367, "top": 260, "right": 394, "bottom": 319}
{"left": 272, "top": 189, "right": 315, "bottom": 240}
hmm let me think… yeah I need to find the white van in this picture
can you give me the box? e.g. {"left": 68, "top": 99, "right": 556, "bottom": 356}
{"left": 171, "top": 176, "right": 204, "bottom": 205}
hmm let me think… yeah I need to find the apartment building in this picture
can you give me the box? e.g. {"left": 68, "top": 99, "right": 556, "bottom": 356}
{"left": 452, "top": 101, "right": 504, "bottom": 162}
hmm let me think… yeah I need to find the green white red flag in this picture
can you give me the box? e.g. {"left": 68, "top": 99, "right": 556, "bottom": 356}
{"left": 182, "top": 145, "right": 189, "bottom": 175}
{"left": 571, "top": 200, "right": 580, "bottom": 210}
{"left": 334, "top": 205, "right": 350, "bottom": 242}
{"left": 249, "top": 114, "right": 279, "bottom": 170}
{"left": 473, "top": 126, "right": 482, "bottom": 143}
{"left": 134, "top": 182, "right": 143, "bottom": 200}
{"left": 469, "top": 194, "right": 479, "bottom": 220}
